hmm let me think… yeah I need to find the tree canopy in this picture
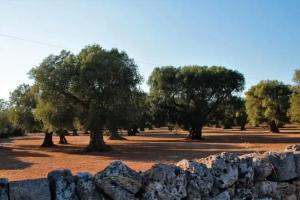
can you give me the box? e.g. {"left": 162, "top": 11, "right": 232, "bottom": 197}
{"left": 245, "top": 80, "right": 291, "bottom": 133}
{"left": 148, "top": 65, "right": 245, "bottom": 139}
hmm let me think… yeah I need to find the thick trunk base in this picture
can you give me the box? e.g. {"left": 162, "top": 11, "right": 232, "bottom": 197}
{"left": 59, "top": 135, "right": 68, "bottom": 144}
{"left": 84, "top": 131, "right": 109, "bottom": 152}
{"left": 41, "top": 132, "right": 55, "bottom": 147}
{"left": 270, "top": 121, "right": 280, "bottom": 133}
{"left": 240, "top": 125, "right": 246, "bottom": 131}
{"left": 187, "top": 127, "right": 203, "bottom": 140}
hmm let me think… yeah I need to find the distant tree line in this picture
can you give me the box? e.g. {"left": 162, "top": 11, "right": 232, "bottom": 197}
{"left": 0, "top": 44, "right": 299, "bottom": 151}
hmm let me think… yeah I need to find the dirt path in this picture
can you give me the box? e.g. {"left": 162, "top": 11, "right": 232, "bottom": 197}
{"left": 1, "top": 127, "right": 300, "bottom": 181}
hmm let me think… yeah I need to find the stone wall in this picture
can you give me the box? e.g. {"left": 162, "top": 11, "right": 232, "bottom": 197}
{"left": 2, "top": 144, "right": 300, "bottom": 200}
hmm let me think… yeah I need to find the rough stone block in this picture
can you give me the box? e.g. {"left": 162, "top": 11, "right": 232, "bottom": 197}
{"left": 94, "top": 161, "right": 142, "bottom": 200}
{"left": 177, "top": 159, "right": 213, "bottom": 199}
{"left": 198, "top": 152, "right": 239, "bottom": 189}
{"left": 141, "top": 163, "right": 187, "bottom": 200}
{"left": 264, "top": 151, "right": 297, "bottom": 181}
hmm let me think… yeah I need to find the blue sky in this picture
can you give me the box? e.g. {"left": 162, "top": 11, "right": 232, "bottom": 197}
{"left": 0, "top": 0, "right": 299, "bottom": 99}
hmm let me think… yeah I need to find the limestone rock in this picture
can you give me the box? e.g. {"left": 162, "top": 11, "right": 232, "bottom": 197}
{"left": 292, "top": 152, "right": 300, "bottom": 179}
{"left": 249, "top": 153, "right": 273, "bottom": 182}
{"left": 256, "top": 198, "right": 273, "bottom": 200}
{"left": 232, "top": 188, "right": 254, "bottom": 200}
{"left": 198, "top": 152, "right": 239, "bottom": 189}
{"left": 292, "top": 180, "right": 300, "bottom": 200}
{"left": 141, "top": 163, "right": 187, "bottom": 200}
{"left": 211, "top": 190, "right": 231, "bottom": 200}
{"left": 10, "top": 178, "right": 50, "bottom": 200}
{"left": 47, "top": 169, "right": 78, "bottom": 200}
{"left": 285, "top": 194, "right": 297, "bottom": 200}
{"left": 75, "top": 172, "right": 106, "bottom": 200}
{"left": 285, "top": 144, "right": 300, "bottom": 152}
{"left": 277, "top": 182, "right": 296, "bottom": 200}
{"left": 254, "top": 181, "right": 280, "bottom": 200}
{"left": 0, "top": 178, "right": 9, "bottom": 200}
{"left": 177, "top": 159, "right": 213, "bottom": 199}
{"left": 264, "top": 151, "right": 297, "bottom": 181}
{"left": 238, "top": 154, "right": 254, "bottom": 187}
{"left": 227, "top": 185, "right": 235, "bottom": 198}
{"left": 94, "top": 161, "right": 142, "bottom": 200}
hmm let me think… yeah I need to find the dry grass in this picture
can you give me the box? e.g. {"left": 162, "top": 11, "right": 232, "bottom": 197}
{"left": 1, "top": 126, "right": 300, "bottom": 181}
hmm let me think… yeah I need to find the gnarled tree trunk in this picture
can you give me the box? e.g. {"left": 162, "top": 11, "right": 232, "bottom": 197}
{"left": 58, "top": 129, "right": 68, "bottom": 144}
{"left": 269, "top": 120, "right": 280, "bottom": 133}
{"left": 240, "top": 124, "right": 246, "bottom": 131}
{"left": 85, "top": 129, "right": 108, "bottom": 151}
{"left": 188, "top": 125, "right": 203, "bottom": 140}
{"left": 59, "top": 135, "right": 68, "bottom": 144}
{"left": 41, "top": 131, "right": 55, "bottom": 147}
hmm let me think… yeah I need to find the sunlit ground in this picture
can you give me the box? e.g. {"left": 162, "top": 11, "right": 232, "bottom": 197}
{"left": 1, "top": 126, "right": 300, "bottom": 181}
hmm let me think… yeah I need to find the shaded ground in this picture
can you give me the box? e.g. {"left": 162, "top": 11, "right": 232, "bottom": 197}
{"left": 1, "top": 126, "right": 300, "bottom": 181}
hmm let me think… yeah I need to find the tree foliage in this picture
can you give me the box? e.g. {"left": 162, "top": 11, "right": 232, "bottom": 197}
{"left": 0, "top": 99, "right": 12, "bottom": 137}
{"left": 9, "top": 84, "right": 40, "bottom": 133}
{"left": 289, "top": 70, "right": 300, "bottom": 123}
{"left": 234, "top": 98, "right": 248, "bottom": 130}
{"left": 148, "top": 65, "right": 245, "bottom": 139}
{"left": 105, "top": 90, "right": 148, "bottom": 139}
{"left": 214, "top": 96, "right": 248, "bottom": 130}
{"left": 245, "top": 80, "right": 291, "bottom": 132}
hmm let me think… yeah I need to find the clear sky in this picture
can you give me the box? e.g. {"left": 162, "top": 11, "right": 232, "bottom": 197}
{"left": 0, "top": 0, "right": 299, "bottom": 100}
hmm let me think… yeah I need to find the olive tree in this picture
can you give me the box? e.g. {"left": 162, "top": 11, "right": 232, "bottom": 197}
{"left": 148, "top": 66, "right": 245, "bottom": 139}
{"left": 245, "top": 80, "right": 291, "bottom": 133}
{"left": 76, "top": 45, "right": 142, "bottom": 150}
{"left": 30, "top": 45, "right": 142, "bottom": 151}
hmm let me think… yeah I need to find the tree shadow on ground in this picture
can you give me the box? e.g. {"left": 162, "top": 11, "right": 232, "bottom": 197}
{"left": 0, "top": 138, "right": 51, "bottom": 170}
{"left": 0, "top": 146, "right": 50, "bottom": 170}
{"left": 15, "top": 139, "right": 255, "bottom": 163}
{"left": 98, "top": 142, "right": 255, "bottom": 162}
